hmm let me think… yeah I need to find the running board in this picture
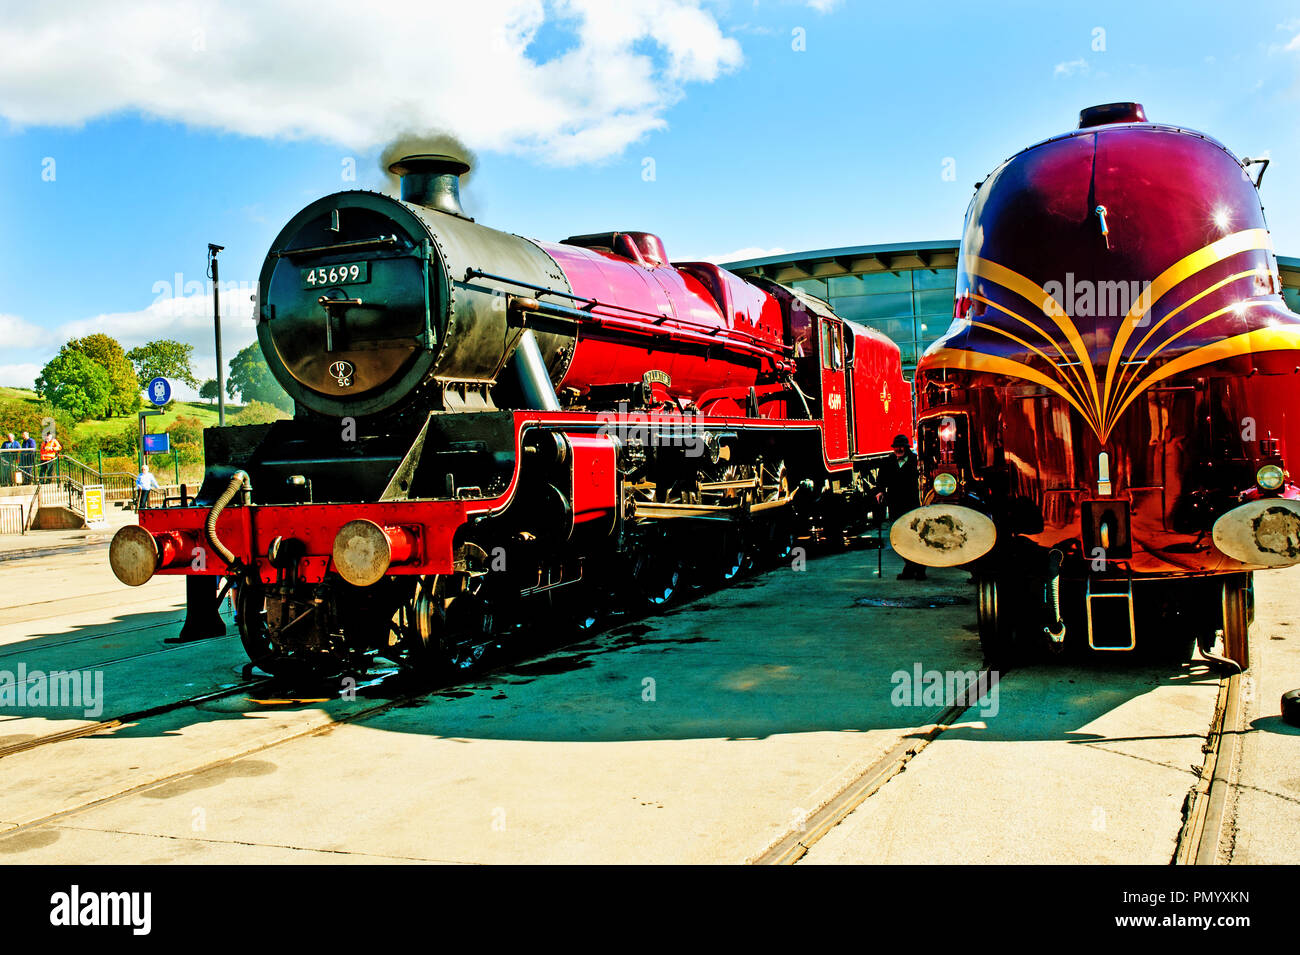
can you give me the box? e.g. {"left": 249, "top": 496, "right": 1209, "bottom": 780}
{"left": 632, "top": 492, "right": 792, "bottom": 521}
{"left": 1085, "top": 576, "right": 1136, "bottom": 651}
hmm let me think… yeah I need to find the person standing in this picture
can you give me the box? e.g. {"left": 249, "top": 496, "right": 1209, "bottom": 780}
{"left": 0, "top": 433, "right": 16, "bottom": 485}
{"left": 136, "top": 464, "right": 160, "bottom": 510}
{"left": 38, "top": 432, "right": 62, "bottom": 482}
{"left": 19, "top": 431, "right": 36, "bottom": 482}
{"left": 877, "top": 434, "right": 926, "bottom": 581}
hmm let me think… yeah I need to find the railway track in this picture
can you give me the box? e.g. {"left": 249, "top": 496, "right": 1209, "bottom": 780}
{"left": 0, "top": 608, "right": 244, "bottom": 761}
{"left": 752, "top": 674, "right": 989, "bottom": 865}
{"left": 754, "top": 656, "right": 1241, "bottom": 866}
{"left": 0, "top": 610, "right": 229, "bottom": 661}
{"left": 1174, "top": 665, "right": 1246, "bottom": 865}
{"left": 0, "top": 665, "right": 437, "bottom": 837}
{"left": 0, "top": 677, "right": 269, "bottom": 760}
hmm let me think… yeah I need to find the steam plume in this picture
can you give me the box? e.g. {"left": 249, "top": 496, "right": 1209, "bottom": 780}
{"left": 380, "top": 131, "right": 476, "bottom": 193}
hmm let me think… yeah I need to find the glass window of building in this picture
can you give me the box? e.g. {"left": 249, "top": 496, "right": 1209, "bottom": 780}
{"left": 724, "top": 246, "right": 961, "bottom": 377}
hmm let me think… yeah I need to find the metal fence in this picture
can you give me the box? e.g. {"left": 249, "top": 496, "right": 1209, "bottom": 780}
{"left": 0, "top": 449, "right": 194, "bottom": 533}
{"left": 0, "top": 502, "right": 24, "bottom": 535}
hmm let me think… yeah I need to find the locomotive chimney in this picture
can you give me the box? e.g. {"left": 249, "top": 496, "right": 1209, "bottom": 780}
{"left": 388, "top": 154, "right": 470, "bottom": 217}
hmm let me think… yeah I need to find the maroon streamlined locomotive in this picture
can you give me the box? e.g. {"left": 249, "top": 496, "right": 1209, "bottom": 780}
{"left": 892, "top": 103, "right": 1300, "bottom": 666}
{"left": 110, "top": 154, "right": 912, "bottom": 672}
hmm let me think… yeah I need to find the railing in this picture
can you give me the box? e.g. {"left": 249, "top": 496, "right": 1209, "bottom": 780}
{"left": 0, "top": 447, "right": 39, "bottom": 488}
{"left": 133, "top": 483, "right": 184, "bottom": 511}
{"left": 0, "top": 450, "right": 181, "bottom": 532}
{"left": 0, "top": 503, "right": 24, "bottom": 535}
{"left": 57, "top": 454, "right": 92, "bottom": 485}
{"left": 66, "top": 479, "right": 85, "bottom": 518}
{"left": 0, "top": 451, "right": 106, "bottom": 532}
{"left": 101, "top": 471, "right": 137, "bottom": 502}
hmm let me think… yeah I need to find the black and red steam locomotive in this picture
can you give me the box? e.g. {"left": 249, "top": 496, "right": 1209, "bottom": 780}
{"left": 110, "top": 154, "right": 912, "bottom": 672}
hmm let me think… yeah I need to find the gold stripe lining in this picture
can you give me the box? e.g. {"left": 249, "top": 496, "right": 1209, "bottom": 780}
{"left": 1107, "top": 268, "right": 1264, "bottom": 432}
{"left": 1100, "top": 228, "right": 1271, "bottom": 425}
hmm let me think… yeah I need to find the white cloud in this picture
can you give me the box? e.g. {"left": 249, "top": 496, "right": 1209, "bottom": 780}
{"left": 0, "top": 314, "right": 51, "bottom": 350}
{"left": 0, "top": 363, "right": 42, "bottom": 389}
{"left": 805, "top": 0, "right": 842, "bottom": 12}
{"left": 54, "top": 289, "right": 259, "bottom": 399}
{"left": 704, "top": 246, "right": 788, "bottom": 264}
{"left": 0, "top": 0, "right": 742, "bottom": 164}
{"left": 1054, "top": 58, "right": 1089, "bottom": 77}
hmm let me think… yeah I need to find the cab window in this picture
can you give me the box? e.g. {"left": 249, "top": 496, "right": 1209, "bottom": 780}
{"left": 821, "top": 320, "right": 843, "bottom": 371}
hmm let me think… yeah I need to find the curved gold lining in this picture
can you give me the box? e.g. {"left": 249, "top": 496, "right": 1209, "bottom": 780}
{"left": 943, "top": 228, "right": 1291, "bottom": 440}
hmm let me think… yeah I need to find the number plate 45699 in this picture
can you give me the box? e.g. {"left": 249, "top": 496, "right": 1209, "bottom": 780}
{"left": 302, "top": 261, "right": 369, "bottom": 288}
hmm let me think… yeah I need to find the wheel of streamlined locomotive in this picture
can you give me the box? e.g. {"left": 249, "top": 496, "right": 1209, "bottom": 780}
{"left": 764, "top": 514, "right": 796, "bottom": 564}
{"left": 1221, "top": 573, "right": 1252, "bottom": 670}
{"left": 387, "top": 577, "right": 436, "bottom": 669}
{"left": 976, "top": 575, "right": 1022, "bottom": 668}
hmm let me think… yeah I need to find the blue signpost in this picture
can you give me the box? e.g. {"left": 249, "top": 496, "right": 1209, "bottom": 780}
{"left": 138, "top": 377, "right": 171, "bottom": 474}
{"left": 146, "top": 376, "right": 172, "bottom": 407}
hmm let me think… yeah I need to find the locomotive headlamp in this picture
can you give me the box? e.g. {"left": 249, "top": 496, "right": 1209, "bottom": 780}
{"left": 933, "top": 472, "right": 958, "bottom": 496}
{"left": 1256, "top": 464, "right": 1285, "bottom": 491}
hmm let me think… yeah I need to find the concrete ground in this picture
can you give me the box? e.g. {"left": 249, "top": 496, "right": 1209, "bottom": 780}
{"left": 0, "top": 534, "right": 1291, "bottom": 864}
{"left": 1222, "top": 568, "right": 1300, "bottom": 863}
{"left": 0, "top": 500, "right": 134, "bottom": 559}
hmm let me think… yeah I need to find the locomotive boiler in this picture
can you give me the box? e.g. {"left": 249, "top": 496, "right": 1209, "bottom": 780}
{"left": 892, "top": 103, "right": 1300, "bottom": 666}
{"left": 109, "top": 154, "right": 912, "bottom": 673}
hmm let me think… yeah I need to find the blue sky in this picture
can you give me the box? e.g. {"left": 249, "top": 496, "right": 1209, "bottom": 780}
{"left": 3, "top": 0, "right": 1300, "bottom": 396}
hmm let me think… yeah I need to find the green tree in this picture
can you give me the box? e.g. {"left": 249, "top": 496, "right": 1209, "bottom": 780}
{"left": 34, "top": 350, "right": 113, "bottom": 421}
{"left": 67, "top": 334, "right": 140, "bottom": 416}
{"left": 126, "top": 339, "right": 200, "bottom": 389}
{"left": 227, "top": 343, "right": 293, "bottom": 413}
{"left": 199, "top": 379, "right": 219, "bottom": 404}
{"left": 0, "top": 398, "right": 74, "bottom": 443}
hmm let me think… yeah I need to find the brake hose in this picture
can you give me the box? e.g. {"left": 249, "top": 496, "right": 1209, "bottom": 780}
{"left": 206, "top": 470, "right": 250, "bottom": 568}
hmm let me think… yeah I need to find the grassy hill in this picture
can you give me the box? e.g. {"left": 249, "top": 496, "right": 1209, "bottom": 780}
{"left": 72, "top": 399, "right": 241, "bottom": 439}
{"left": 0, "top": 385, "right": 41, "bottom": 405}
{"left": 0, "top": 386, "right": 243, "bottom": 440}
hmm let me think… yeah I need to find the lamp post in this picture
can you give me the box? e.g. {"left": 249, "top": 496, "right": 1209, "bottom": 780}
{"left": 207, "top": 243, "right": 226, "bottom": 426}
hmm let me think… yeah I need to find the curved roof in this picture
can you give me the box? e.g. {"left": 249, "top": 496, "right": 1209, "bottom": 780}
{"left": 720, "top": 240, "right": 959, "bottom": 282}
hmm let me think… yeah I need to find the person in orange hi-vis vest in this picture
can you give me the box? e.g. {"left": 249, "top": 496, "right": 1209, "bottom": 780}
{"left": 38, "top": 434, "right": 62, "bottom": 482}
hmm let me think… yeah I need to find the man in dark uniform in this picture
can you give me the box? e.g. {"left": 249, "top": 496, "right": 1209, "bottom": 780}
{"left": 877, "top": 434, "right": 926, "bottom": 581}
{"left": 19, "top": 431, "right": 36, "bottom": 480}
{"left": 0, "top": 433, "right": 16, "bottom": 485}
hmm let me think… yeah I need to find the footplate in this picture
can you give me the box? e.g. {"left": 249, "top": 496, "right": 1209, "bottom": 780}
{"left": 1085, "top": 576, "right": 1136, "bottom": 651}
